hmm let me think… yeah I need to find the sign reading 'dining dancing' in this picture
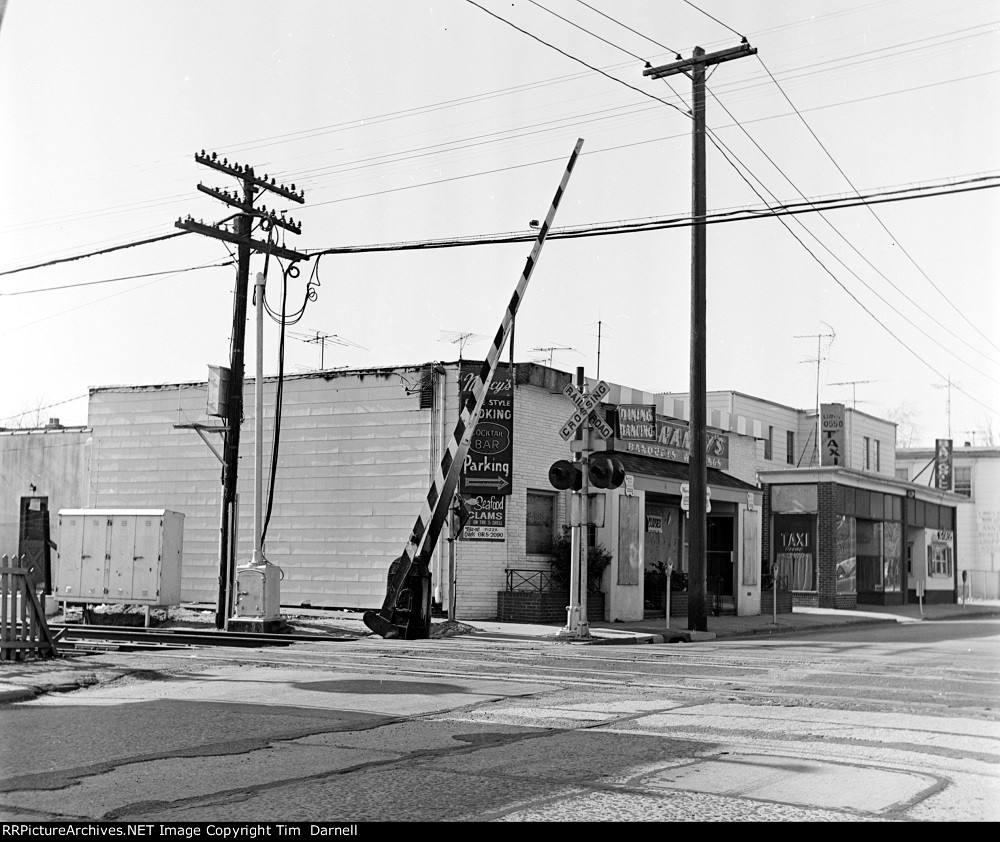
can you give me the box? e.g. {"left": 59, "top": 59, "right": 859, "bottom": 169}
{"left": 615, "top": 407, "right": 729, "bottom": 470}
{"left": 616, "top": 404, "right": 656, "bottom": 441}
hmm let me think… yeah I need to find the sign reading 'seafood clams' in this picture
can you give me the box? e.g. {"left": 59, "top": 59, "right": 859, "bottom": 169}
{"left": 615, "top": 405, "right": 729, "bottom": 470}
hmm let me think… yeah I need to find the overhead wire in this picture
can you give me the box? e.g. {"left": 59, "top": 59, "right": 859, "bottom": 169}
{"left": 676, "top": 0, "right": 1000, "bottom": 410}
{"left": 309, "top": 175, "right": 1000, "bottom": 253}
{"left": 702, "top": 83, "right": 1000, "bottom": 370}
{"left": 468, "top": 0, "right": 999, "bottom": 411}
{"left": 0, "top": 263, "right": 233, "bottom": 296}
{"left": 463, "top": 0, "right": 688, "bottom": 116}
{"left": 2, "top": 25, "right": 993, "bottom": 253}
{"left": 756, "top": 53, "right": 1000, "bottom": 355}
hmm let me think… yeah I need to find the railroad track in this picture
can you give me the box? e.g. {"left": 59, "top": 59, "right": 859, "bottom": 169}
{"left": 49, "top": 623, "right": 361, "bottom": 652}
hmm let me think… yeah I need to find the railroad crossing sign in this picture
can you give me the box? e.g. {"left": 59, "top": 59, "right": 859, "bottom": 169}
{"left": 560, "top": 380, "right": 613, "bottom": 440}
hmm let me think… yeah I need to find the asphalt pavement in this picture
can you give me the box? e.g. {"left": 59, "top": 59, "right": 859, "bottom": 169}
{"left": 1, "top": 599, "right": 998, "bottom": 704}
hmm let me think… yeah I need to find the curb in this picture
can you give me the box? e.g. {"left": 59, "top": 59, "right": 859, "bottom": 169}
{"left": 0, "top": 684, "right": 38, "bottom": 704}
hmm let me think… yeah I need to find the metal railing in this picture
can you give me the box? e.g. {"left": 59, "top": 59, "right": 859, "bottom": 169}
{"left": 505, "top": 568, "right": 602, "bottom": 594}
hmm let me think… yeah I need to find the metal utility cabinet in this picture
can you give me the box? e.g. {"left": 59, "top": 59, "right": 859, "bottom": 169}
{"left": 56, "top": 509, "right": 184, "bottom": 609}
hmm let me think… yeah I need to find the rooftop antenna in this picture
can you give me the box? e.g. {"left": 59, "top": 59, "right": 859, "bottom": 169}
{"left": 288, "top": 329, "right": 368, "bottom": 370}
{"left": 796, "top": 322, "right": 836, "bottom": 466}
{"left": 931, "top": 376, "right": 958, "bottom": 439}
{"left": 530, "top": 344, "right": 576, "bottom": 368}
{"left": 829, "top": 379, "right": 881, "bottom": 410}
{"left": 439, "top": 331, "right": 488, "bottom": 382}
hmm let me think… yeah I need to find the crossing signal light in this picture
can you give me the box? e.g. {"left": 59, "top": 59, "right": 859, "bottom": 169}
{"left": 588, "top": 456, "right": 626, "bottom": 489}
{"left": 548, "top": 459, "right": 582, "bottom": 491}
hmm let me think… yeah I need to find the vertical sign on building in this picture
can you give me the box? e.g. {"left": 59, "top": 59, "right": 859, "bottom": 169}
{"left": 935, "top": 438, "right": 953, "bottom": 491}
{"left": 820, "top": 403, "right": 845, "bottom": 466}
{"left": 460, "top": 364, "right": 513, "bottom": 541}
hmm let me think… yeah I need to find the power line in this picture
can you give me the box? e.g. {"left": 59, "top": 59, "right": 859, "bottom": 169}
{"left": 757, "top": 53, "right": 1000, "bottom": 355}
{"left": 682, "top": 0, "right": 746, "bottom": 40}
{"left": 528, "top": 0, "right": 647, "bottom": 62}
{"left": 702, "top": 84, "right": 1000, "bottom": 373}
{"left": 310, "top": 174, "right": 1000, "bottom": 253}
{"left": 0, "top": 231, "right": 191, "bottom": 278}
{"left": 0, "top": 262, "right": 233, "bottom": 296}
{"left": 705, "top": 128, "right": 999, "bottom": 417}
{"left": 464, "top": 0, "right": 688, "bottom": 115}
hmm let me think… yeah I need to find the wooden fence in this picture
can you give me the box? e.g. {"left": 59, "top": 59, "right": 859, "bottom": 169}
{"left": 0, "top": 554, "right": 58, "bottom": 661}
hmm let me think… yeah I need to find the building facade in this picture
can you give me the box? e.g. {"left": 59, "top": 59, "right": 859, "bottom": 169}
{"left": 1, "top": 362, "right": 774, "bottom": 621}
{"left": 896, "top": 444, "right": 1000, "bottom": 600}
{"left": 758, "top": 466, "right": 961, "bottom": 607}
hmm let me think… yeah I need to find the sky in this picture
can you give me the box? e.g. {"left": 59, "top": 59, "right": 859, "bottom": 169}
{"left": 1, "top": 0, "right": 998, "bottom": 447}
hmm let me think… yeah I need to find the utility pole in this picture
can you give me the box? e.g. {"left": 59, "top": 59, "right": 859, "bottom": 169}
{"left": 177, "top": 151, "right": 307, "bottom": 630}
{"left": 644, "top": 40, "right": 756, "bottom": 634}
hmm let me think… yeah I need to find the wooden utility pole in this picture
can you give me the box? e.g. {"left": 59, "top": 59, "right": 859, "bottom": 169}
{"left": 177, "top": 152, "right": 306, "bottom": 628}
{"left": 644, "top": 41, "right": 756, "bottom": 633}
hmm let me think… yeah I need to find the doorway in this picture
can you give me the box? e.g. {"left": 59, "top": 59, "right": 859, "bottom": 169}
{"left": 18, "top": 496, "right": 52, "bottom": 594}
{"left": 707, "top": 514, "right": 735, "bottom": 615}
{"left": 643, "top": 498, "right": 681, "bottom": 616}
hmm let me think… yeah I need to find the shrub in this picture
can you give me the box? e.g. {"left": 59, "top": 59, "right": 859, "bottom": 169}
{"left": 549, "top": 526, "right": 612, "bottom": 591}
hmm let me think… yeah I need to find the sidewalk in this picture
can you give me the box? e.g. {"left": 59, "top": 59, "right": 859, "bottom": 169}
{"left": 2, "top": 601, "right": 997, "bottom": 704}
{"left": 463, "top": 600, "right": 1000, "bottom": 645}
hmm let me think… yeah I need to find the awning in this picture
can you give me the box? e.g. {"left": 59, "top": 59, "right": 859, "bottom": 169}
{"left": 612, "top": 452, "right": 758, "bottom": 492}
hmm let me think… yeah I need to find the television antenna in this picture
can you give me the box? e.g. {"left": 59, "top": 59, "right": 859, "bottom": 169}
{"left": 288, "top": 330, "right": 368, "bottom": 370}
{"left": 829, "top": 379, "right": 881, "bottom": 410}
{"left": 530, "top": 344, "right": 577, "bottom": 368}
{"left": 439, "top": 330, "right": 488, "bottom": 360}
{"left": 931, "top": 376, "right": 959, "bottom": 439}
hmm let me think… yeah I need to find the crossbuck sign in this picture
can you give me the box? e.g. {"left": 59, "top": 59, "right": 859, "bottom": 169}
{"left": 560, "top": 380, "right": 613, "bottom": 441}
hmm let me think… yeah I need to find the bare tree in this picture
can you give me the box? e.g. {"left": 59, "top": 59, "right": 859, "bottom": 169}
{"left": 974, "top": 414, "right": 997, "bottom": 446}
{"left": 884, "top": 402, "right": 922, "bottom": 448}
{"left": 1, "top": 397, "right": 50, "bottom": 430}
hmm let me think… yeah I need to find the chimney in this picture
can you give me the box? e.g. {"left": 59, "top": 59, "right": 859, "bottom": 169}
{"left": 44, "top": 418, "right": 62, "bottom": 429}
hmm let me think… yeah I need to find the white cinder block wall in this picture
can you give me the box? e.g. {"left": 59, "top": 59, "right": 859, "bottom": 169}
{"left": 87, "top": 366, "right": 437, "bottom": 608}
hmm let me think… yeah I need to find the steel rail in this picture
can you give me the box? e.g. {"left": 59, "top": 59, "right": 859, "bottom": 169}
{"left": 50, "top": 624, "right": 360, "bottom": 649}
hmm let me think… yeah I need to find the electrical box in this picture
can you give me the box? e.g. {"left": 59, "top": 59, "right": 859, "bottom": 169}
{"left": 55, "top": 509, "right": 184, "bottom": 607}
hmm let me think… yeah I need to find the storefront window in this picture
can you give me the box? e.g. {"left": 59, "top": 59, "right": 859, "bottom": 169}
{"left": 771, "top": 485, "right": 818, "bottom": 514}
{"left": 526, "top": 491, "right": 555, "bottom": 555}
{"left": 928, "top": 530, "right": 954, "bottom": 577}
{"left": 835, "top": 515, "right": 856, "bottom": 595}
{"left": 856, "top": 520, "right": 902, "bottom": 593}
{"left": 856, "top": 520, "right": 883, "bottom": 592}
{"left": 773, "top": 513, "right": 816, "bottom": 591}
{"left": 883, "top": 521, "right": 902, "bottom": 592}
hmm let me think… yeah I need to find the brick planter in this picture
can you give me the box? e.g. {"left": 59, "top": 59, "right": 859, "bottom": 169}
{"left": 668, "top": 591, "right": 688, "bottom": 617}
{"left": 760, "top": 589, "right": 793, "bottom": 614}
{"left": 497, "top": 591, "right": 605, "bottom": 624}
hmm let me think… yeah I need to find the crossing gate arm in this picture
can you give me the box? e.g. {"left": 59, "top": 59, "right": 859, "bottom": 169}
{"left": 364, "top": 138, "right": 585, "bottom": 639}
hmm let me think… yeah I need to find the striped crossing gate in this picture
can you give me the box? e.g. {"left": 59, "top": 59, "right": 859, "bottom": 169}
{"left": 364, "top": 138, "right": 584, "bottom": 639}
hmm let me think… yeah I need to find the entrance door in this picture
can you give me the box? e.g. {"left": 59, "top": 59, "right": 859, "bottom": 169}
{"left": 644, "top": 502, "right": 681, "bottom": 615}
{"left": 707, "top": 515, "right": 735, "bottom": 614}
{"left": 18, "top": 496, "right": 51, "bottom": 594}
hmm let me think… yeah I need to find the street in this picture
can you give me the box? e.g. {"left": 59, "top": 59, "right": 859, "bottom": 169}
{"left": 1, "top": 617, "right": 998, "bottom": 823}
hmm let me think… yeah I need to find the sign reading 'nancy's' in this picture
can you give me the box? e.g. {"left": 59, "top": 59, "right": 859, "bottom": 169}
{"left": 615, "top": 404, "right": 729, "bottom": 469}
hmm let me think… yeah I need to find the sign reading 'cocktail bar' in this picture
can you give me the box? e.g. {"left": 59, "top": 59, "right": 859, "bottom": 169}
{"left": 614, "top": 404, "right": 729, "bottom": 470}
